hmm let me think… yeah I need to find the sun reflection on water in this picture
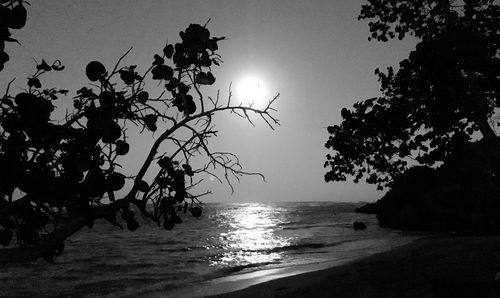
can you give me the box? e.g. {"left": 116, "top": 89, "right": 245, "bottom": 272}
{"left": 209, "top": 203, "right": 293, "bottom": 267}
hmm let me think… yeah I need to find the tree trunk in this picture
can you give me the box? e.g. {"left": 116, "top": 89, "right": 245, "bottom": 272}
{"left": 470, "top": 78, "right": 500, "bottom": 180}
{"left": 0, "top": 195, "right": 133, "bottom": 264}
{"left": 476, "top": 117, "right": 500, "bottom": 179}
{"left": 0, "top": 215, "right": 88, "bottom": 264}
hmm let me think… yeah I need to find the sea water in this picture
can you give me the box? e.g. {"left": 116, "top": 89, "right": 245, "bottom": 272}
{"left": 0, "top": 202, "right": 417, "bottom": 297}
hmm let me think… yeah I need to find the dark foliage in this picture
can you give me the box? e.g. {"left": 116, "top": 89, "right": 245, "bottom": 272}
{"left": 0, "top": 0, "right": 27, "bottom": 71}
{"left": 0, "top": 11, "right": 279, "bottom": 263}
{"left": 325, "top": 0, "right": 500, "bottom": 189}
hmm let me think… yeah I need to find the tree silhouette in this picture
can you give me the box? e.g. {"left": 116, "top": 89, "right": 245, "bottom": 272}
{"left": 0, "top": 10, "right": 279, "bottom": 262}
{"left": 325, "top": 0, "right": 499, "bottom": 189}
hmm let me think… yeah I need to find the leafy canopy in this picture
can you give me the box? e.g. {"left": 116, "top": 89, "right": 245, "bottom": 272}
{"left": 325, "top": 0, "right": 500, "bottom": 189}
{"left": 0, "top": 4, "right": 279, "bottom": 263}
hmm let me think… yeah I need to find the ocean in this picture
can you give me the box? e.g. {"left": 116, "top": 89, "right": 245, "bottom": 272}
{"left": 0, "top": 202, "right": 418, "bottom": 297}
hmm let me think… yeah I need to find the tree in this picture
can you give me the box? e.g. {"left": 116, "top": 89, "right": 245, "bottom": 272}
{"left": 0, "top": 5, "right": 279, "bottom": 263}
{"left": 325, "top": 0, "right": 499, "bottom": 189}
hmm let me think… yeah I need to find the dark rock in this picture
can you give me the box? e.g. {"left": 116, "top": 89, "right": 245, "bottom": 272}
{"left": 373, "top": 139, "right": 500, "bottom": 233}
{"left": 353, "top": 221, "right": 367, "bottom": 230}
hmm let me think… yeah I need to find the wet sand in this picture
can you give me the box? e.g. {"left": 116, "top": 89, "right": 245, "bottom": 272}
{"left": 209, "top": 235, "right": 500, "bottom": 297}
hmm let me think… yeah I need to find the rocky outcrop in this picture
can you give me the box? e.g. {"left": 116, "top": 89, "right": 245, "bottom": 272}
{"left": 355, "top": 202, "right": 379, "bottom": 214}
{"left": 369, "top": 139, "right": 500, "bottom": 233}
{"left": 374, "top": 164, "right": 500, "bottom": 232}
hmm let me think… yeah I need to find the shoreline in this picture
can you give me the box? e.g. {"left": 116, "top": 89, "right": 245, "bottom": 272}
{"left": 157, "top": 257, "right": 379, "bottom": 298}
{"left": 143, "top": 236, "right": 418, "bottom": 297}
{"left": 205, "top": 235, "right": 500, "bottom": 297}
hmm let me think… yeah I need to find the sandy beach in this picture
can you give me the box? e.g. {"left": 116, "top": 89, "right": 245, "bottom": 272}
{"left": 208, "top": 235, "right": 500, "bottom": 298}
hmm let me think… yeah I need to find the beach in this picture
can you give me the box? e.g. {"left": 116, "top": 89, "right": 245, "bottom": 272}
{"left": 209, "top": 235, "right": 500, "bottom": 297}
{"left": 1, "top": 202, "right": 417, "bottom": 297}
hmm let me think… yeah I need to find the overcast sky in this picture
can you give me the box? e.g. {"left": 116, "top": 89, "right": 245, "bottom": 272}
{"left": 0, "top": 0, "right": 416, "bottom": 203}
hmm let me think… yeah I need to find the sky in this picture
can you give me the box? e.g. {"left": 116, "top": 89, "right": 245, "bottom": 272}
{"left": 0, "top": 0, "right": 416, "bottom": 203}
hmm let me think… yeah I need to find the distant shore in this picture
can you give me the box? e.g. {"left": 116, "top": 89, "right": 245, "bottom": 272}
{"left": 208, "top": 235, "right": 500, "bottom": 297}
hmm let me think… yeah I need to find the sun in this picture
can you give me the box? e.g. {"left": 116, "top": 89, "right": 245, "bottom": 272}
{"left": 234, "top": 75, "right": 268, "bottom": 107}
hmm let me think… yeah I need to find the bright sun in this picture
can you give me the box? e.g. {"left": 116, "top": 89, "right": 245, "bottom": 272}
{"left": 235, "top": 76, "right": 268, "bottom": 107}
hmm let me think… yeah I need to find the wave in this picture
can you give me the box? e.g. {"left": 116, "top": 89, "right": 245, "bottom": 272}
{"left": 158, "top": 245, "right": 212, "bottom": 253}
{"left": 85, "top": 262, "right": 159, "bottom": 273}
{"left": 219, "top": 261, "right": 280, "bottom": 274}
{"left": 282, "top": 222, "right": 352, "bottom": 230}
{"left": 195, "top": 261, "right": 283, "bottom": 284}
{"left": 197, "top": 239, "right": 376, "bottom": 284}
{"left": 236, "top": 239, "right": 360, "bottom": 255}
